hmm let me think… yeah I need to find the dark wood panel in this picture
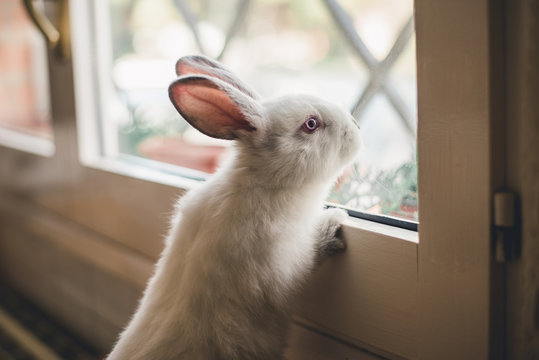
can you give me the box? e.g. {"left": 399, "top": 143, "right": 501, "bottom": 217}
{"left": 0, "top": 194, "right": 393, "bottom": 358}
{"left": 0, "top": 200, "right": 145, "bottom": 352}
{"left": 0, "top": 143, "right": 179, "bottom": 260}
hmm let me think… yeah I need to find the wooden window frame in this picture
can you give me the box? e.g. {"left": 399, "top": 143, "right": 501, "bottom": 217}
{"left": 0, "top": 0, "right": 505, "bottom": 358}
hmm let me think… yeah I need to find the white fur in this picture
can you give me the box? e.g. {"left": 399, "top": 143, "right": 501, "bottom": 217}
{"left": 106, "top": 56, "right": 361, "bottom": 360}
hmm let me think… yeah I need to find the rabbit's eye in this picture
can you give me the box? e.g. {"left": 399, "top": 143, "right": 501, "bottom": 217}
{"left": 302, "top": 116, "right": 320, "bottom": 133}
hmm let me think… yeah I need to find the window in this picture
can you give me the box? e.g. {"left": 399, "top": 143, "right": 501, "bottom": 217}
{"left": 0, "top": 0, "right": 54, "bottom": 156}
{"left": 0, "top": 0, "right": 500, "bottom": 358}
{"left": 74, "top": 0, "right": 417, "bottom": 224}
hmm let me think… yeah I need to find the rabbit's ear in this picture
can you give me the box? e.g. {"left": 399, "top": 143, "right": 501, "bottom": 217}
{"left": 175, "top": 55, "right": 259, "bottom": 100}
{"left": 169, "top": 75, "right": 262, "bottom": 140}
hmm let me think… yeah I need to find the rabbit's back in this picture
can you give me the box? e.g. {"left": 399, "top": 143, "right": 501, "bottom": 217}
{"left": 173, "top": 166, "right": 322, "bottom": 304}
{"left": 107, "top": 54, "right": 360, "bottom": 360}
{"left": 146, "top": 171, "right": 320, "bottom": 358}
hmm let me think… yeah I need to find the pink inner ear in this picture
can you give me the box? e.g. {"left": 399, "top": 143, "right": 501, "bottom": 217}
{"left": 172, "top": 83, "right": 256, "bottom": 136}
{"left": 176, "top": 62, "right": 213, "bottom": 77}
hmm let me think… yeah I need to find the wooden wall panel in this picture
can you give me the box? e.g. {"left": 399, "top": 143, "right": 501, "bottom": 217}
{"left": 0, "top": 196, "right": 148, "bottom": 353}
{"left": 295, "top": 220, "right": 417, "bottom": 360}
{"left": 0, "top": 193, "right": 394, "bottom": 358}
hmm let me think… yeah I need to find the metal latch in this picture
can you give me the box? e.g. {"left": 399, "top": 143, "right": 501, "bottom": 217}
{"left": 493, "top": 191, "right": 520, "bottom": 262}
{"left": 22, "top": 0, "right": 71, "bottom": 61}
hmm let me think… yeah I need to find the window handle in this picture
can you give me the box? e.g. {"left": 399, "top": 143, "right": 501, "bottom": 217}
{"left": 22, "top": 0, "right": 70, "bottom": 61}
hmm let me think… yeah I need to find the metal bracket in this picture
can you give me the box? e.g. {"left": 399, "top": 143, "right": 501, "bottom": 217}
{"left": 493, "top": 191, "right": 520, "bottom": 262}
{"left": 22, "top": 0, "right": 70, "bottom": 61}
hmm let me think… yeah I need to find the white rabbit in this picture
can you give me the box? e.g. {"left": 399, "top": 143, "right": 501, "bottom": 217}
{"left": 106, "top": 55, "right": 361, "bottom": 360}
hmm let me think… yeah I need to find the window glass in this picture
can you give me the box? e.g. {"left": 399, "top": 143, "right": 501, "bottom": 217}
{"left": 0, "top": 0, "right": 52, "bottom": 140}
{"left": 93, "top": 0, "right": 417, "bottom": 221}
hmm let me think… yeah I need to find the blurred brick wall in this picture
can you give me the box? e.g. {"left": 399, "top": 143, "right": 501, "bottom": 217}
{"left": 0, "top": 0, "right": 51, "bottom": 137}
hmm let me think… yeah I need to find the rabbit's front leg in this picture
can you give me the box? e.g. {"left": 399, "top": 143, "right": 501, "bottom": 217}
{"left": 314, "top": 208, "right": 348, "bottom": 264}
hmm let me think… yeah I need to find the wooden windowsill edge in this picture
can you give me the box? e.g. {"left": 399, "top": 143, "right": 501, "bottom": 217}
{"left": 0, "top": 127, "right": 55, "bottom": 157}
{"left": 343, "top": 216, "right": 418, "bottom": 244}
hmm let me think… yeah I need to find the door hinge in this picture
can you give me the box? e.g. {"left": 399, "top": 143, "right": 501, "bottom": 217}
{"left": 493, "top": 190, "right": 520, "bottom": 262}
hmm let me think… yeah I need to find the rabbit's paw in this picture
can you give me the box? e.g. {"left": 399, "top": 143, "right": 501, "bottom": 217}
{"left": 315, "top": 208, "right": 348, "bottom": 262}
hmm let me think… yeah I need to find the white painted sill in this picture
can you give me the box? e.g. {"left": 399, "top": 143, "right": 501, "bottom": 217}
{"left": 80, "top": 153, "right": 419, "bottom": 245}
{"left": 0, "top": 127, "right": 55, "bottom": 157}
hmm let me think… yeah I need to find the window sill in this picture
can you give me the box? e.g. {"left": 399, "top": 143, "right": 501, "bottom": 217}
{"left": 81, "top": 153, "right": 419, "bottom": 244}
{"left": 79, "top": 154, "right": 204, "bottom": 190}
{"left": 343, "top": 215, "right": 418, "bottom": 244}
{"left": 0, "top": 127, "right": 55, "bottom": 157}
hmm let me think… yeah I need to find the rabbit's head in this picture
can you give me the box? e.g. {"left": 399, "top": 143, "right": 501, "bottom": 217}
{"left": 169, "top": 55, "right": 360, "bottom": 188}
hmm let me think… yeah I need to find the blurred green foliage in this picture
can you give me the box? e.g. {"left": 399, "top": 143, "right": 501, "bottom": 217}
{"left": 329, "top": 153, "right": 418, "bottom": 220}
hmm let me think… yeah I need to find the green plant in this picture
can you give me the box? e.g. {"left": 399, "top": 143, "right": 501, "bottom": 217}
{"left": 329, "top": 152, "right": 418, "bottom": 220}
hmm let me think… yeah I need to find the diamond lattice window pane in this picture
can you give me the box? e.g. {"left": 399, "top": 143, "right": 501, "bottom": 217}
{"left": 99, "top": 0, "right": 417, "bottom": 221}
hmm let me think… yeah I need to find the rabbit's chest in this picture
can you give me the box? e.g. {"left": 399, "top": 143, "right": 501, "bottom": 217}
{"left": 265, "top": 227, "right": 316, "bottom": 289}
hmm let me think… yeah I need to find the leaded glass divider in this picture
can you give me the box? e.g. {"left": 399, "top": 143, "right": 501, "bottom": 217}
{"left": 172, "top": 0, "right": 415, "bottom": 136}
{"left": 101, "top": 0, "right": 418, "bottom": 221}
